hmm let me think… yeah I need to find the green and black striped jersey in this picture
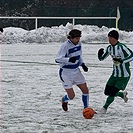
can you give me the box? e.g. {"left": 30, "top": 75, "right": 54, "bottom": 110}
{"left": 99, "top": 42, "right": 133, "bottom": 78}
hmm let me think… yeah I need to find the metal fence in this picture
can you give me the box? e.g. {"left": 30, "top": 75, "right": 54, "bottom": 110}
{"left": 0, "top": 16, "right": 117, "bottom": 30}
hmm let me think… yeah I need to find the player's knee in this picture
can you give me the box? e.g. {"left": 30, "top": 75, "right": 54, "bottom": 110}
{"left": 104, "top": 91, "right": 110, "bottom": 96}
{"left": 104, "top": 85, "right": 112, "bottom": 96}
{"left": 109, "top": 87, "right": 119, "bottom": 97}
{"left": 109, "top": 93, "right": 115, "bottom": 97}
{"left": 83, "top": 88, "right": 89, "bottom": 94}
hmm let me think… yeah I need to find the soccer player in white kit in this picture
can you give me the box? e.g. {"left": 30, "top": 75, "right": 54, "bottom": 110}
{"left": 55, "top": 29, "right": 89, "bottom": 111}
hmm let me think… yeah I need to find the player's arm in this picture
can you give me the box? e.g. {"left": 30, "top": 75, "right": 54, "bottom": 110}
{"left": 98, "top": 46, "right": 110, "bottom": 61}
{"left": 55, "top": 44, "right": 77, "bottom": 64}
{"left": 78, "top": 48, "right": 88, "bottom": 72}
{"left": 79, "top": 48, "right": 84, "bottom": 66}
{"left": 55, "top": 44, "right": 69, "bottom": 64}
{"left": 121, "top": 45, "right": 133, "bottom": 63}
{"left": 79, "top": 56, "right": 88, "bottom": 72}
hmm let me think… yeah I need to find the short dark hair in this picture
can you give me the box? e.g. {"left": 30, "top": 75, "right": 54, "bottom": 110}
{"left": 67, "top": 29, "right": 81, "bottom": 39}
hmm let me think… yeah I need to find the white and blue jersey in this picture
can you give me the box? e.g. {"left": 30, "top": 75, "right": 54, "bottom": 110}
{"left": 55, "top": 40, "right": 86, "bottom": 89}
{"left": 55, "top": 40, "right": 84, "bottom": 70}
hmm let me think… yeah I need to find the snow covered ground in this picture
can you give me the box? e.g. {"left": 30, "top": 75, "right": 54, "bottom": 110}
{"left": 0, "top": 24, "right": 133, "bottom": 133}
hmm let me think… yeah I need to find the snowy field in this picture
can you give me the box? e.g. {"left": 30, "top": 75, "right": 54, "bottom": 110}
{"left": 1, "top": 42, "right": 133, "bottom": 133}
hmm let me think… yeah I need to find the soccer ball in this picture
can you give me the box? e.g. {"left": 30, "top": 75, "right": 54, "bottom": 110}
{"left": 82, "top": 107, "right": 95, "bottom": 119}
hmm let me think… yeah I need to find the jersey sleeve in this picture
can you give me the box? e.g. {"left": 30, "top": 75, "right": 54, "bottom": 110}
{"left": 79, "top": 45, "right": 85, "bottom": 66}
{"left": 120, "top": 45, "right": 133, "bottom": 63}
{"left": 55, "top": 43, "right": 69, "bottom": 64}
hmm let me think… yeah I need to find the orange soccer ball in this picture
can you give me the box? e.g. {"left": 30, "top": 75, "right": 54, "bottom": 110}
{"left": 82, "top": 107, "right": 95, "bottom": 119}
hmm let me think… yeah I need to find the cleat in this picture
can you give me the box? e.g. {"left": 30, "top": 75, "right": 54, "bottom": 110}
{"left": 94, "top": 111, "right": 97, "bottom": 114}
{"left": 62, "top": 98, "right": 68, "bottom": 111}
{"left": 98, "top": 107, "right": 107, "bottom": 114}
{"left": 123, "top": 91, "right": 128, "bottom": 102}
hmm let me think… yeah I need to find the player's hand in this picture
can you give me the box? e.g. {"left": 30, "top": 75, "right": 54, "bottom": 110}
{"left": 82, "top": 63, "right": 88, "bottom": 72}
{"left": 69, "top": 57, "right": 76, "bottom": 63}
{"left": 113, "top": 58, "right": 123, "bottom": 63}
{"left": 98, "top": 48, "right": 104, "bottom": 57}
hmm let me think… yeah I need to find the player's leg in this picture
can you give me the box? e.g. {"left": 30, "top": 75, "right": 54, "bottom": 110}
{"left": 75, "top": 71, "right": 89, "bottom": 109}
{"left": 59, "top": 69, "right": 75, "bottom": 111}
{"left": 104, "top": 75, "right": 115, "bottom": 96}
{"left": 62, "top": 80, "right": 75, "bottom": 111}
{"left": 115, "top": 76, "right": 130, "bottom": 102}
{"left": 102, "top": 76, "right": 130, "bottom": 111}
{"left": 102, "top": 76, "right": 116, "bottom": 111}
{"left": 63, "top": 88, "right": 75, "bottom": 101}
{"left": 62, "top": 88, "right": 75, "bottom": 111}
{"left": 103, "top": 86, "right": 119, "bottom": 110}
{"left": 77, "top": 83, "right": 89, "bottom": 109}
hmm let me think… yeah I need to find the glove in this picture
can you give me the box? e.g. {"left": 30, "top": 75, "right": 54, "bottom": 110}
{"left": 113, "top": 58, "right": 123, "bottom": 63}
{"left": 98, "top": 48, "right": 104, "bottom": 57}
{"left": 82, "top": 63, "right": 88, "bottom": 72}
{"left": 69, "top": 57, "right": 76, "bottom": 63}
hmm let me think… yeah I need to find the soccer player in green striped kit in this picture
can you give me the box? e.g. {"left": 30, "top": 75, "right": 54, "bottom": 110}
{"left": 98, "top": 30, "right": 133, "bottom": 113}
